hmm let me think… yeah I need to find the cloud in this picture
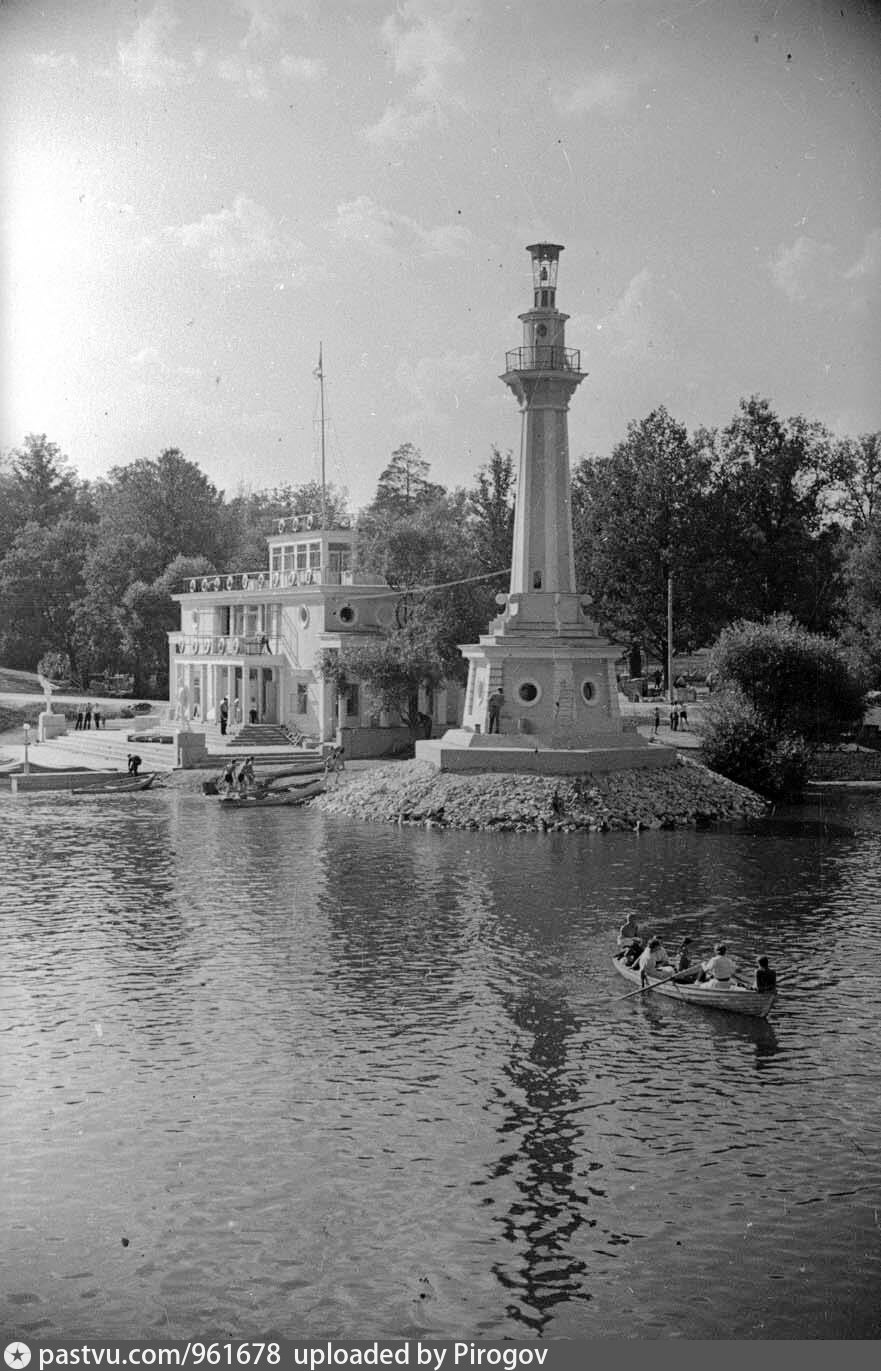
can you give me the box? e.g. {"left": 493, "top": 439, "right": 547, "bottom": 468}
{"left": 844, "top": 227, "right": 881, "bottom": 284}
{"left": 553, "top": 68, "right": 648, "bottom": 118}
{"left": 771, "top": 229, "right": 880, "bottom": 306}
{"left": 396, "top": 349, "right": 481, "bottom": 425}
{"left": 117, "top": 0, "right": 189, "bottom": 89}
{"left": 332, "top": 196, "right": 474, "bottom": 259}
{"left": 233, "top": 0, "right": 314, "bottom": 48}
{"left": 30, "top": 51, "right": 79, "bottom": 69}
{"left": 595, "top": 268, "right": 656, "bottom": 358}
{"left": 770, "top": 236, "right": 839, "bottom": 303}
{"left": 217, "top": 55, "right": 270, "bottom": 100}
{"left": 278, "top": 53, "right": 326, "bottom": 82}
{"left": 360, "top": 0, "right": 467, "bottom": 146}
{"left": 165, "top": 194, "right": 308, "bottom": 276}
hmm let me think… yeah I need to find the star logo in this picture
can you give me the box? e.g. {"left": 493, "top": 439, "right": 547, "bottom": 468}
{"left": 4, "top": 1347, "right": 31, "bottom": 1369}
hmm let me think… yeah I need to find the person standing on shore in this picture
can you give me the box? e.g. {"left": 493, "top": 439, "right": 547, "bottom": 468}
{"left": 487, "top": 688, "right": 504, "bottom": 734}
{"left": 83, "top": 702, "right": 93, "bottom": 729}
{"left": 219, "top": 697, "right": 229, "bottom": 737}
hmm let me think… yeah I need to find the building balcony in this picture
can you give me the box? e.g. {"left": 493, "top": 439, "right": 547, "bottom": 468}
{"left": 177, "top": 567, "right": 359, "bottom": 596}
{"left": 171, "top": 633, "right": 281, "bottom": 658}
{"left": 271, "top": 514, "right": 353, "bottom": 536}
{"left": 504, "top": 345, "right": 581, "bottom": 373}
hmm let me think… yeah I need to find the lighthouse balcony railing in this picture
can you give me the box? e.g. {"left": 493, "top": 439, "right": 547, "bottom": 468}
{"left": 504, "top": 345, "right": 581, "bottom": 373}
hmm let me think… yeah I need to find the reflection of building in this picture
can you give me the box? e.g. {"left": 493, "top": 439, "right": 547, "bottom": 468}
{"left": 419, "top": 243, "right": 671, "bottom": 774}
{"left": 169, "top": 518, "right": 460, "bottom": 754}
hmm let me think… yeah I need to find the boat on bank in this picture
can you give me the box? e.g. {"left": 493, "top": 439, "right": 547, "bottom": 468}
{"left": 612, "top": 955, "right": 777, "bottom": 1019}
{"left": 71, "top": 772, "right": 159, "bottom": 795}
{"left": 217, "top": 779, "right": 325, "bottom": 809}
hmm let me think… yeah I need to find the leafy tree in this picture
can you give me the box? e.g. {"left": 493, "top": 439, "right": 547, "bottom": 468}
{"left": 467, "top": 447, "right": 515, "bottom": 575}
{"left": 118, "top": 555, "right": 216, "bottom": 695}
{"left": 5, "top": 434, "right": 85, "bottom": 532}
{"left": 371, "top": 443, "right": 444, "bottom": 515}
{"left": 708, "top": 397, "right": 841, "bottom": 629}
{"left": 225, "top": 480, "right": 350, "bottom": 570}
{"left": 840, "top": 512, "right": 881, "bottom": 683}
{"left": 0, "top": 516, "right": 94, "bottom": 672}
{"left": 571, "top": 407, "right": 723, "bottom": 681}
{"left": 318, "top": 619, "right": 448, "bottom": 729}
{"left": 699, "top": 692, "right": 812, "bottom": 800}
{"left": 707, "top": 614, "right": 865, "bottom": 742}
{"left": 832, "top": 431, "right": 881, "bottom": 531}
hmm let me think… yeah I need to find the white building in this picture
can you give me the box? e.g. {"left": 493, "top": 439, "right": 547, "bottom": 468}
{"left": 168, "top": 516, "right": 460, "bottom": 756}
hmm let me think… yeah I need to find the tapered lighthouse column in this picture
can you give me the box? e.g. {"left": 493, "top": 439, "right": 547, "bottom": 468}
{"left": 502, "top": 244, "right": 583, "bottom": 602}
{"left": 415, "top": 242, "right": 672, "bottom": 774}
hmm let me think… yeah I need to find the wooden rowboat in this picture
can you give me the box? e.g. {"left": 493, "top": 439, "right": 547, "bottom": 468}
{"left": 71, "top": 772, "right": 158, "bottom": 795}
{"left": 612, "top": 955, "right": 777, "bottom": 1019}
{"left": 217, "top": 779, "right": 325, "bottom": 809}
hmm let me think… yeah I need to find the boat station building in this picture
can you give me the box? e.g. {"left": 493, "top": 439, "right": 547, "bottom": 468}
{"left": 168, "top": 516, "right": 460, "bottom": 755}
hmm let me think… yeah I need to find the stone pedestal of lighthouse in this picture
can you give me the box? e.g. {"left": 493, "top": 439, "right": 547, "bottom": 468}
{"left": 417, "top": 242, "right": 672, "bottom": 775}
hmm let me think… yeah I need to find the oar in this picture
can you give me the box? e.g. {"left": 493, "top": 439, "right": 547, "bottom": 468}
{"left": 616, "top": 965, "right": 694, "bottom": 1001}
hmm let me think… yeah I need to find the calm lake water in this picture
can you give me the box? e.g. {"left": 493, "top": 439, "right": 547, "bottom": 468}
{"left": 1, "top": 787, "right": 880, "bottom": 1341}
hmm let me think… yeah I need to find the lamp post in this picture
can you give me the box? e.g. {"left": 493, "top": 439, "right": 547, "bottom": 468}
{"left": 23, "top": 722, "right": 30, "bottom": 774}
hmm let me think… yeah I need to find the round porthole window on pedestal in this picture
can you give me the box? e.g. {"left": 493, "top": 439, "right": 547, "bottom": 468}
{"left": 581, "top": 680, "right": 596, "bottom": 703}
{"left": 339, "top": 604, "right": 357, "bottom": 625}
{"left": 517, "top": 680, "right": 541, "bottom": 705}
{"left": 298, "top": 605, "right": 310, "bottom": 628}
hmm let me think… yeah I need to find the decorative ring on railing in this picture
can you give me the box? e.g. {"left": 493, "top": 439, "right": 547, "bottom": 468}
{"left": 241, "top": 576, "right": 250, "bottom": 591}
{"left": 218, "top": 638, "right": 226, "bottom": 654}
{"left": 278, "top": 518, "right": 286, "bottom": 534}
{"left": 212, "top": 577, "right": 221, "bottom": 591}
{"left": 287, "top": 571, "right": 297, "bottom": 587}
{"left": 305, "top": 571, "right": 313, "bottom": 585}
{"left": 305, "top": 513, "right": 315, "bottom": 530}
{"left": 202, "top": 638, "right": 211, "bottom": 654}
{"left": 200, "top": 577, "right": 209, "bottom": 592}
{"left": 232, "top": 637, "right": 240, "bottom": 653}
{"left": 189, "top": 579, "right": 197, "bottom": 592}
{"left": 257, "top": 573, "right": 266, "bottom": 590}
{"left": 271, "top": 571, "right": 280, "bottom": 588}
{"left": 226, "top": 575, "right": 234, "bottom": 591}
{"left": 188, "top": 638, "right": 198, "bottom": 653}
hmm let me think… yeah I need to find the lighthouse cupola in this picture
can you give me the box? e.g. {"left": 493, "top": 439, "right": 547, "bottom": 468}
{"left": 527, "top": 242, "right": 563, "bottom": 309}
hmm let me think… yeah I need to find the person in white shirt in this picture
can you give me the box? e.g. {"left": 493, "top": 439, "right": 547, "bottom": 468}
{"left": 637, "top": 937, "right": 670, "bottom": 987}
{"left": 702, "top": 943, "right": 736, "bottom": 988}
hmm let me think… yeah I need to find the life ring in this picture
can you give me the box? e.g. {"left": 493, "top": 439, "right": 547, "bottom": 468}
{"left": 241, "top": 576, "right": 250, "bottom": 592}
{"left": 305, "top": 513, "right": 315, "bottom": 530}
{"left": 305, "top": 571, "right": 313, "bottom": 585}
{"left": 218, "top": 638, "right": 226, "bottom": 654}
{"left": 188, "top": 638, "right": 198, "bottom": 654}
{"left": 232, "top": 637, "right": 240, "bottom": 653}
{"left": 271, "top": 571, "right": 280, "bottom": 588}
{"left": 226, "top": 575, "right": 234, "bottom": 591}
{"left": 277, "top": 518, "right": 286, "bottom": 534}
{"left": 202, "top": 637, "right": 211, "bottom": 654}
{"left": 212, "top": 576, "right": 221, "bottom": 591}
{"left": 189, "top": 578, "right": 197, "bottom": 592}
{"left": 287, "top": 571, "right": 297, "bottom": 587}
{"left": 257, "top": 573, "right": 266, "bottom": 590}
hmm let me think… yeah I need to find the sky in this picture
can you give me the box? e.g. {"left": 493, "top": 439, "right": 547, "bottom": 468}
{"left": 2, "top": 0, "right": 880, "bottom": 513}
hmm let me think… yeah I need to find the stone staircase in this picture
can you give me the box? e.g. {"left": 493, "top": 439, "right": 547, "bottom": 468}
{"left": 38, "top": 728, "right": 176, "bottom": 773}
{"left": 227, "top": 722, "right": 299, "bottom": 748}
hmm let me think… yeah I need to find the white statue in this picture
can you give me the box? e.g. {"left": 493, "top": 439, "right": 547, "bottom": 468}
{"left": 37, "top": 673, "right": 55, "bottom": 714}
{"left": 177, "top": 681, "right": 191, "bottom": 730}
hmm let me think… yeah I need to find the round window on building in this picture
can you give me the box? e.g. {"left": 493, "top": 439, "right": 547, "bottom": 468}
{"left": 581, "top": 680, "right": 596, "bottom": 704}
{"left": 298, "top": 605, "right": 310, "bottom": 628}
{"left": 517, "top": 680, "right": 541, "bottom": 705}
{"left": 339, "top": 604, "right": 357, "bottom": 625}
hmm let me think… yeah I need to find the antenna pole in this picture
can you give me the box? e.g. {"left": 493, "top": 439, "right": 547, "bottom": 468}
{"left": 318, "top": 342, "right": 327, "bottom": 529}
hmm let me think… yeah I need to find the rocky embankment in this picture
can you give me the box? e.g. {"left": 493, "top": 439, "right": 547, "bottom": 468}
{"left": 313, "top": 758, "right": 767, "bottom": 832}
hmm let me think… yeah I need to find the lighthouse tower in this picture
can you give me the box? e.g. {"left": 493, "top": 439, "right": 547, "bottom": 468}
{"left": 417, "top": 243, "right": 669, "bottom": 774}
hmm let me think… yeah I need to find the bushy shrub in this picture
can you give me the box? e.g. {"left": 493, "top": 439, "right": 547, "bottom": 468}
{"left": 698, "top": 690, "right": 811, "bottom": 800}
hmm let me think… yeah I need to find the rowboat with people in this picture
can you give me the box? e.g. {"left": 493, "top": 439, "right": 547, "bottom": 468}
{"left": 611, "top": 955, "right": 778, "bottom": 1019}
{"left": 217, "top": 778, "right": 325, "bottom": 809}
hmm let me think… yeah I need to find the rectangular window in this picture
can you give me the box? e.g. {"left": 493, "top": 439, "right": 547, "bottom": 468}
{"left": 271, "top": 547, "right": 281, "bottom": 572}
{"left": 282, "top": 545, "right": 295, "bottom": 574}
{"left": 328, "top": 542, "right": 352, "bottom": 573}
{"left": 296, "top": 543, "right": 308, "bottom": 570}
{"left": 308, "top": 542, "right": 321, "bottom": 569}
{"left": 345, "top": 684, "right": 360, "bottom": 718}
{"left": 296, "top": 682, "right": 308, "bottom": 714}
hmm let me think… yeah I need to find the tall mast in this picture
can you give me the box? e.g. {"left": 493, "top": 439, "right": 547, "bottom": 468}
{"left": 316, "top": 342, "right": 327, "bottom": 529}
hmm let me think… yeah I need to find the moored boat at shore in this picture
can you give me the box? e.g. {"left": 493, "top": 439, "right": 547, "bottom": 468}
{"left": 71, "top": 772, "right": 158, "bottom": 795}
{"left": 612, "top": 954, "right": 777, "bottom": 1019}
{"left": 217, "top": 778, "right": 325, "bottom": 808}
